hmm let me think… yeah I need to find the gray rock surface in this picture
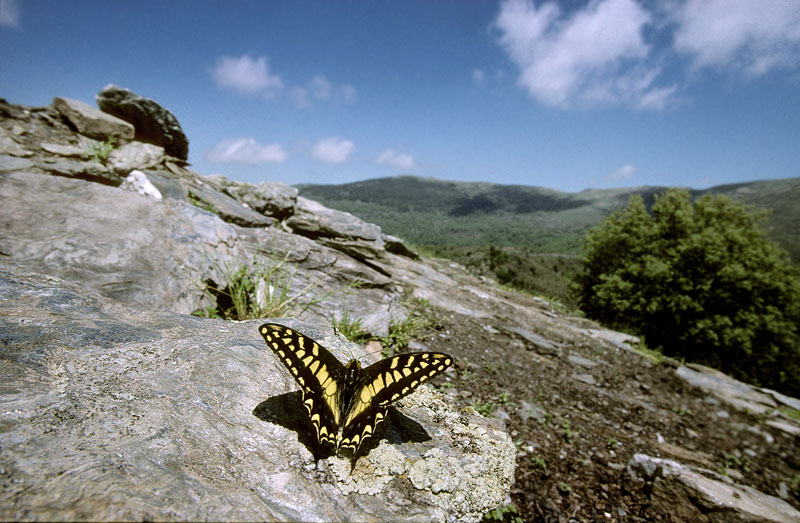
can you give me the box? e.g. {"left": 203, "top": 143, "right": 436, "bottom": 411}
{"left": 53, "top": 96, "right": 134, "bottom": 141}
{"left": 188, "top": 180, "right": 275, "bottom": 227}
{"left": 225, "top": 180, "right": 298, "bottom": 219}
{"left": 107, "top": 141, "right": 165, "bottom": 174}
{"left": 96, "top": 84, "right": 189, "bottom": 160}
{"left": 627, "top": 454, "right": 800, "bottom": 522}
{"left": 286, "top": 196, "right": 386, "bottom": 260}
{"left": 0, "top": 264, "right": 513, "bottom": 522}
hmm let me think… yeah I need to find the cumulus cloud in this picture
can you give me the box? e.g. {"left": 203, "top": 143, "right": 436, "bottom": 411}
{"left": 211, "top": 55, "right": 283, "bottom": 95}
{"left": 376, "top": 149, "right": 414, "bottom": 170}
{"left": 608, "top": 163, "right": 636, "bottom": 180}
{"left": 291, "top": 75, "right": 357, "bottom": 108}
{"left": 0, "top": 0, "right": 20, "bottom": 27}
{"left": 671, "top": 0, "right": 800, "bottom": 75}
{"left": 494, "top": 0, "right": 675, "bottom": 109}
{"left": 206, "top": 137, "right": 287, "bottom": 164}
{"left": 311, "top": 137, "right": 354, "bottom": 164}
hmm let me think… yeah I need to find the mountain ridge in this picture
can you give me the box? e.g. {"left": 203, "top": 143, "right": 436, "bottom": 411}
{"left": 297, "top": 175, "right": 800, "bottom": 262}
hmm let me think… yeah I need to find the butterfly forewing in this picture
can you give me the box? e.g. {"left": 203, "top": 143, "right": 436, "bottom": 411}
{"left": 338, "top": 352, "right": 453, "bottom": 454}
{"left": 259, "top": 323, "right": 346, "bottom": 449}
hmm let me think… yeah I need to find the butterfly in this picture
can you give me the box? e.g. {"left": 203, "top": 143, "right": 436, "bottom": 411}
{"left": 259, "top": 323, "right": 453, "bottom": 459}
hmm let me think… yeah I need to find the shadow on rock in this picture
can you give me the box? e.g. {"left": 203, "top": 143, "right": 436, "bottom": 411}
{"left": 253, "top": 392, "right": 432, "bottom": 461}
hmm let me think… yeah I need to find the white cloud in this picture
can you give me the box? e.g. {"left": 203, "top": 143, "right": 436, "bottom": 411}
{"left": 671, "top": 0, "right": 800, "bottom": 75}
{"left": 211, "top": 55, "right": 283, "bottom": 95}
{"left": 472, "top": 69, "right": 486, "bottom": 84}
{"left": 494, "top": 0, "right": 675, "bottom": 109}
{"left": 0, "top": 0, "right": 20, "bottom": 27}
{"left": 291, "top": 75, "right": 357, "bottom": 107}
{"left": 376, "top": 149, "right": 414, "bottom": 170}
{"left": 206, "top": 137, "right": 287, "bottom": 164}
{"left": 311, "top": 137, "right": 354, "bottom": 164}
{"left": 608, "top": 163, "right": 636, "bottom": 180}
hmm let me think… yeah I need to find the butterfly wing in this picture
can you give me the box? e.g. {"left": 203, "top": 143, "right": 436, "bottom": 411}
{"left": 259, "top": 323, "right": 346, "bottom": 451}
{"left": 338, "top": 352, "right": 453, "bottom": 456}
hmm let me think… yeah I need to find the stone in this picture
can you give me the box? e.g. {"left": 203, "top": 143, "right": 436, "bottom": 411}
{"left": 573, "top": 373, "right": 597, "bottom": 386}
{"left": 36, "top": 157, "right": 120, "bottom": 185}
{"left": 225, "top": 180, "right": 298, "bottom": 219}
{"left": 627, "top": 454, "right": 800, "bottom": 522}
{"left": 501, "top": 325, "right": 560, "bottom": 355}
{"left": 141, "top": 169, "right": 187, "bottom": 201}
{"left": 96, "top": 84, "right": 189, "bottom": 160}
{"left": 286, "top": 196, "right": 386, "bottom": 260}
{"left": 0, "top": 125, "right": 32, "bottom": 156}
{"left": 120, "top": 170, "right": 163, "bottom": 200}
{"left": 52, "top": 97, "right": 134, "bottom": 141}
{"left": 188, "top": 181, "right": 274, "bottom": 228}
{"left": 107, "top": 141, "right": 164, "bottom": 174}
{"left": 383, "top": 233, "right": 419, "bottom": 259}
{"left": 0, "top": 268, "right": 515, "bottom": 522}
{"left": 676, "top": 364, "right": 777, "bottom": 416}
{"left": 0, "top": 154, "right": 35, "bottom": 173}
{"left": 0, "top": 171, "right": 243, "bottom": 315}
{"left": 40, "top": 142, "right": 88, "bottom": 158}
{"left": 568, "top": 354, "right": 600, "bottom": 368}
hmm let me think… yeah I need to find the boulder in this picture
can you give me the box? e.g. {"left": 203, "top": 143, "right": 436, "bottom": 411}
{"left": 36, "top": 157, "right": 121, "bottom": 185}
{"left": 0, "top": 171, "right": 243, "bottom": 314}
{"left": 0, "top": 125, "right": 32, "bottom": 157}
{"left": 627, "top": 454, "right": 800, "bottom": 522}
{"left": 286, "top": 196, "right": 386, "bottom": 260}
{"left": 53, "top": 97, "right": 134, "bottom": 141}
{"left": 96, "top": 84, "right": 189, "bottom": 160}
{"left": 120, "top": 170, "right": 163, "bottom": 200}
{"left": 225, "top": 180, "right": 298, "bottom": 219}
{"left": 383, "top": 233, "right": 419, "bottom": 259}
{"left": 188, "top": 181, "right": 274, "bottom": 227}
{"left": 107, "top": 141, "right": 165, "bottom": 174}
{"left": 0, "top": 264, "right": 515, "bottom": 522}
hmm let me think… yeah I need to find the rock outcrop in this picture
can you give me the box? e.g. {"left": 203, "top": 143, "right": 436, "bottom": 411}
{"left": 96, "top": 84, "right": 189, "bottom": 160}
{"left": 1, "top": 90, "right": 798, "bottom": 522}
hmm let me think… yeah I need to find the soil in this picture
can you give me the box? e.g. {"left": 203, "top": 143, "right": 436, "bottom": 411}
{"left": 409, "top": 285, "right": 800, "bottom": 522}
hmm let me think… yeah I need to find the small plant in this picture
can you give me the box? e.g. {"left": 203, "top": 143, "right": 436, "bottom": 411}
{"left": 606, "top": 437, "right": 620, "bottom": 450}
{"left": 721, "top": 452, "right": 751, "bottom": 476}
{"left": 482, "top": 503, "right": 524, "bottom": 523}
{"left": 435, "top": 381, "right": 455, "bottom": 392}
{"left": 530, "top": 456, "right": 546, "bottom": 471}
{"left": 561, "top": 419, "right": 576, "bottom": 443}
{"left": 194, "top": 255, "right": 332, "bottom": 320}
{"left": 86, "top": 137, "right": 116, "bottom": 165}
{"left": 471, "top": 399, "right": 495, "bottom": 417}
{"left": 188, "top": 192, "right": 219, "bottom": 215}
{"left": 778, "top": 406, "right": 800, "bottom": 422}
{"left": 634, "top": 339, "right": 665, "bottom": 365}
{"left": 332, "top": 311, "right": 370, "bottom": 343}
{"left": 556, "top": 481, "right": 571, "bottom": 495}
{"left": 673, "top": 406, "right": 693, "bottom": 417}
{"left": 380, "top": 297, "right": 431, "bottom": 357}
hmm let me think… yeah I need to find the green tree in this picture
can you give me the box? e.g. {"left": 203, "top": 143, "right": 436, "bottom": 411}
{"left": 576, "top": 189, "right": 800, "bottom": 396}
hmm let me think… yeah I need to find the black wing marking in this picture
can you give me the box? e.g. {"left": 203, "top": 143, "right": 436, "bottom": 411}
{"left": 338, "top": 352, "right": 453, "bottom": 455}
{"left": 259, "top": 323, "right": 346, "bottom": 450}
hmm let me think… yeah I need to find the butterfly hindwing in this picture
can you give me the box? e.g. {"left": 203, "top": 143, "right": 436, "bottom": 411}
{"left": 339, "top": 352, "right": 453, "bottom": 455}
{"left": 259, "top": 323, "right": 346, "bottom": 451}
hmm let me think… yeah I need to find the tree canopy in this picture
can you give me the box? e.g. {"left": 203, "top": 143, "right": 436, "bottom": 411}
{"left": 576, "top": 189, "right": 800, "bottom": 396}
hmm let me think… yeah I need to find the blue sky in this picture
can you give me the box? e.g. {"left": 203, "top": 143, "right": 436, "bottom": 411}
{"left": 1, "top": 0, "right": 799, "bottom": 193}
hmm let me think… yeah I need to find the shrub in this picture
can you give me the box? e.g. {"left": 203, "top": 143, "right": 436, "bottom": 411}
{"left": 576, "top": 189, "right": 800, "bottom": 396}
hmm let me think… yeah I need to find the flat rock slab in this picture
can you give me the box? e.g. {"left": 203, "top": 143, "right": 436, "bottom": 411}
{"left": 0, "top": 264, "right": 514, "bottom": 522}
{"left": 53, "top": 97, "right": 134, "bottom": 141}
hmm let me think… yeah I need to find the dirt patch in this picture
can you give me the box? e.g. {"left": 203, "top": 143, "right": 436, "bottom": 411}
{"left": 411, "top": 287, "right": 800, "bottom": 522}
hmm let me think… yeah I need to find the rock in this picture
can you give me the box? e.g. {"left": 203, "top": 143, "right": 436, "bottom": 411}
{"left": 188, "top": 181, "right": 274, "bottom": 228}
{"left": 140, "top": 169, "right": 187, "bottom": 201}
{"left": 0, "top": 125, "right": 32, "bottom": 156}
{"left": 0, "top": 171, "right": 243, "bottom": 315}
{"left": 96, "top": 84, "right": 189, "bottom": 160}
{"left": 676, "top": 364, "right": 777, "bottom": 416}
{"left": 568, "top": 354, "right": 600, "bottom": 369}
{"left": 225, "top": 180, "right": 298, "bottom": 219}
{"left": 40, "top": 142, "right": 88, "bottom": 158}
{"left": 53, "top": 96, "right": 134, "bottom": 141}
{"left": 627, "top": 454, "right": 800, "bottom": 522}
{"left": 36, "top": 157, "right": 120, "bottom": 185}
{"left": 573, "top": 373, "right": 597, "bottom": 386}
{"left": 383, "top": 234, "right": 419, "bottom": 259}
{"left": 286, "top": 197, "right": 386, "bottom": 260}
{"left": 0, "top": 154, "right": 35, "bottom": 173}
{"left": 107, "top": 141, "right": 165, "bottom": 174}
{"left": 501, "top": 325, "right": 560, "bottom": 355}
{"left": 0, "top": 267, "right": 514, "bottom": 522}
{"left": 120, "top": 170, "right": 163, "bottom": 200}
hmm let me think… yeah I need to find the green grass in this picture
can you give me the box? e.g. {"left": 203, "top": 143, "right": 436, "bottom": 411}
{"left": 379, "top": 297, "right": 431, "bottom": 357}
{"left": 86, "top": 137, "right": 116, "bottom": 165}
{"left": 193, "top": 255, "right": 335, "bottom": 320}
{"left": 331, "top": 311, "right": 371, "bottom": 343}
{"left": 633, "top": 340, "right": 665, "bottom": 365}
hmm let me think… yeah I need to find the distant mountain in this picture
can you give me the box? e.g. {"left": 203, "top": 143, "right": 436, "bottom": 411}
{"left": 297, "top": 175, "right": 800, "bottom": 263}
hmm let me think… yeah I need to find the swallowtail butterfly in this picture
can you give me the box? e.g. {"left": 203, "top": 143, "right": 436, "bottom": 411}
{"left": 259, "top": 323, "right": 453, "bottom": 458}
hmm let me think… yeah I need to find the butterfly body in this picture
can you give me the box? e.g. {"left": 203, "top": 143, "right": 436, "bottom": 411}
{"left": 259, "top": 323, "right": 453, "bottom": 458}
